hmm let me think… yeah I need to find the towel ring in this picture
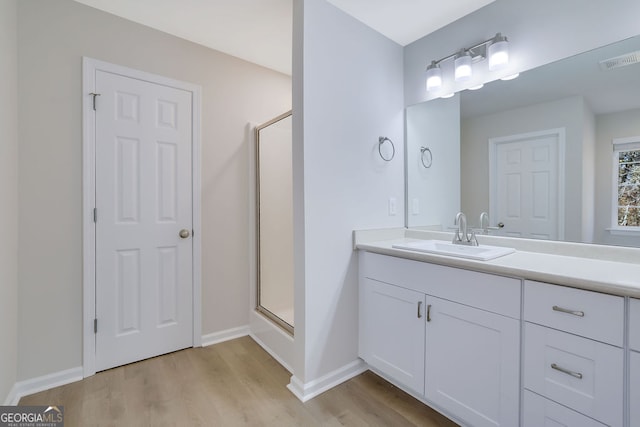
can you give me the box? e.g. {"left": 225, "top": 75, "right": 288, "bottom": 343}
{"left": 378, "top": 137, "right": 395, "bottom": 161}
{"left": 420, "top": 146, "right": 433, "bottom": 168}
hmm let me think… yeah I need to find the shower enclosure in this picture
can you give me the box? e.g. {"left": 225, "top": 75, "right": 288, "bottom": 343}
{"left": 255, "top": 111, "right": 294, "bottom": 334}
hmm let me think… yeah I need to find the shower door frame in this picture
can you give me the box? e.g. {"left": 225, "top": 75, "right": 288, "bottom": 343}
{"left": 255, "top": 110, "right": 294, "bottom": 335}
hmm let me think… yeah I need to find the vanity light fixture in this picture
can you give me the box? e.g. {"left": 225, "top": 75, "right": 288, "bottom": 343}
{"left": 426, "top": 61, "right": 442, "bottom": 91}
{"left": 454, "top": 49, "right": 473, "bottom": 81}
{"left": 487, "top": 33, "right": 509, "bottom": 70}
{"left": 425, "top": 32, "right": 511, "bottom": 92}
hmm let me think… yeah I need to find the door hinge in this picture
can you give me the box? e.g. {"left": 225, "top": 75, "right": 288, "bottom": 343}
{"left": 89, "top": 92, "right": 101, "bottom": 111}
{"left": 93, "top": 208, "right": 97, "bottom": 223}
{"left": 94, "top": 318, "right": 98, "bottom": 334}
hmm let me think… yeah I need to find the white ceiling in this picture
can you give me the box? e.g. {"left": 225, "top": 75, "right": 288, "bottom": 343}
{"left": 326, "top": 0, "right": 495, "bottom": 46}
{"left": 73, "top": 0, "right": 495, "bottom": 76}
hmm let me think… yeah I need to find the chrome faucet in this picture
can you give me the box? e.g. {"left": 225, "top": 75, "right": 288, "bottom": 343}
{"left": 479, "top": 211, "right": 490, "bottom": 235}
{"left": 453, "top": 212, "right": 478, "bottom": 246}
{"left": 453, "top": 212, "right": 467, "bottom": 243}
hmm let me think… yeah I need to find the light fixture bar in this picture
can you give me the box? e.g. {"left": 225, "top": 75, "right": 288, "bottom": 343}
{"left": 425, "top": 33, "right": 511, "bottom": 92}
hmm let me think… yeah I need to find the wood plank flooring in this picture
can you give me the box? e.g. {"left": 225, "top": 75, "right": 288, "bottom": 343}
{"left": 19, "top": 336, "right": 458, "bottom": 426}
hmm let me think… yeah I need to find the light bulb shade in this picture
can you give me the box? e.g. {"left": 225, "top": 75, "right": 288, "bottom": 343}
{"left": 454, "top": 50, "right": 472, "bottom": 81}
{"left": 488, "top": 33, "right": 509, "bottom": 70}
{"left": 425, "top": 61, "right": 442, "bottom": 91}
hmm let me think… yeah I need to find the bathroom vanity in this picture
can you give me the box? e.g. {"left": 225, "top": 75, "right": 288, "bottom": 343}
{"left": 355, "top": 228, "right": 640, "bottom": 427}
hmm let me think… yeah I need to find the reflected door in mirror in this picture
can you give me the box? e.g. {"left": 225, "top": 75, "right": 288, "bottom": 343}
{"left": 490, "top": 129, "right": 564, "bottom": 240}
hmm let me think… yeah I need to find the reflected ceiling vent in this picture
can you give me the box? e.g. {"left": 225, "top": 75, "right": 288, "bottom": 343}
{"left": 599, "top": 50, "right": 640, "bottom": 70}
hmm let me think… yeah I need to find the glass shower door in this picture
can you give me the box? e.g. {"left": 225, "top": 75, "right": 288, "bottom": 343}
{"left": 255, "top": 112, "right": 294, "bottom": 334}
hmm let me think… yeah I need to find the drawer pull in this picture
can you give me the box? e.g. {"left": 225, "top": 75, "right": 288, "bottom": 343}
{"left": 427, "top": 304, "right": 432, "bottom": 322}
{"left": 417, "top": 301, "right": 423, "bottom": 318}
{"left": 552, "top": 305, "right": 584, "bottom": 317}
{"left": 551, "top": 363, "right": 583, "bottom": 379}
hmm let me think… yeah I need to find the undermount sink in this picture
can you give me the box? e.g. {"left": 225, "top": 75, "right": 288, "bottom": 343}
{"left": 392, "top": 240, "right": 515, "bottom": 261}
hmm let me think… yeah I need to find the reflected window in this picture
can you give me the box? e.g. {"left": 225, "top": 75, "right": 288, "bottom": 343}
{"left": 613, "top": 138, "right": 640, "bottom": 229}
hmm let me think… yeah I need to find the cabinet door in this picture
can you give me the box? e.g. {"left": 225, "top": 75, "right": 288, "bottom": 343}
{"left": 631, "top": 351, "right": 640, "bottom": 427}
{"left": 630, "top": 298, "right": 640, "bottom": 351}
{"left": 424, "top": 296, "right": 520, "bottom": 427}
{"left": 359, "top": 278, "right": 426, "bottom": 394}
{"left": 523, "top": 390, "right": 606, "bottom": 427}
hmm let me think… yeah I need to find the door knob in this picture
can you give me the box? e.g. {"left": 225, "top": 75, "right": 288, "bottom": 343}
{"left": 179, "top": 229, "right": 191, "bottom": 239}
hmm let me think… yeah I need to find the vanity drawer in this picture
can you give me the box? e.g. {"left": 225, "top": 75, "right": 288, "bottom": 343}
{"left": 524, "top": 280, "right": 623, "bottom": 346}
{"left": 523, "top": 390, "right": 606, "bottom": 427}
{"left": 630, "top": 298, "right": 640, "bottom": 351}
{"left": 360, "top": 251, "right": 521, "bottom": 318}
{"left": 523, "top": 323, "right": 623, "bottom": 427}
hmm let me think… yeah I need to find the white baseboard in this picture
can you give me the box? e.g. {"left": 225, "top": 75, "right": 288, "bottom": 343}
{"left": 287, "top": 358, "right": 367, "bottom": 402}
{"left": 6, "top": 366, "right": 83, "bottom": 406}
{"left": 249, "top": 332, "right": 293, "bottom": 374}
{"left": 201, "top": 325, "right": 250, "bottom": 347}
{"left": 3, "top": 383, "right": 18, "bottom": 406}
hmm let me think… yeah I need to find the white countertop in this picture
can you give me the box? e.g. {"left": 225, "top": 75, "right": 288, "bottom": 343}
{"left": 354, "top": 229, "right": 640, "bottom": 298}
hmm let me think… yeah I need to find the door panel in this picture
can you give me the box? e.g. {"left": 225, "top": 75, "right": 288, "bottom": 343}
{"left": 425, "top": 296, "right": 520, "bottom": 427}
{"left": 95, "top": 70, "right": 193, "bottom": 371}
{"left": 359, "top": 278, "right": 426, "bottom": 395}
{"left": 493, "top": 132, "right": 561, "bottom": 239}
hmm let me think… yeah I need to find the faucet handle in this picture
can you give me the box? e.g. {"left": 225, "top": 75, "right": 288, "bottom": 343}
{"left": 469, "top": 228, "right": 479, "bottom": 246}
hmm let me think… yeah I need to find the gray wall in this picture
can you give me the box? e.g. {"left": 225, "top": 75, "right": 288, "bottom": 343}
{"left": 17, "top": 0, "right": 291, "bottom": 381}
{"left": 404, "top": 0, "right": 640, "bottom": 106}
{"left": 595, "top": 108, "right": 640, "bottom": 246}
{"left": 0, "top": 0, "right": 19, "bottom": 404}
{"left": 293, "top": 0, "right": 404, "bottom": 384}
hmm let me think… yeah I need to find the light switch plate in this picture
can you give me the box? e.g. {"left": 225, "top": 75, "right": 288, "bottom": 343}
{"left": 388, "top": 197, "right": 397, "bottom": 216}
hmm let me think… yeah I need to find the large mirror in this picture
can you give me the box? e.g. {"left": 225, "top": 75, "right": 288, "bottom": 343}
{"left": 406, "top": 35, "right": 640, "bottom": 247}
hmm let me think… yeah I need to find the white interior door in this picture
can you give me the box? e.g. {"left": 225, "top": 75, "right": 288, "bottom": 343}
{"left": 94, "top": 69, "right": 194, "bottom": 371}
{"left": 490, "top": 129, "right": 564, "bottom": 240}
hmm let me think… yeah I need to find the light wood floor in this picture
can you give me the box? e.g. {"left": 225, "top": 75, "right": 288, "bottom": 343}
{"left": 20, "top": 336, "right": 458, "bottom": 426}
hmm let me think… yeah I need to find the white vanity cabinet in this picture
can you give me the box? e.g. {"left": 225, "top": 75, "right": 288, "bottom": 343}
{"left": 358, "top": 251, "right": 521, "bottom": 427}
{"left": 523, "top": 280, "right": 625, "bottom": 427}
{"left": 424, "top": 296, "right": 520, "bottom": 427}
{"left": 359, "top": 278, "right": 426, "bottom": 394}
{"left": 523, "top": 390, "right": 606, "bottom": 426}
{"left": 630, "top": 298, "right": 640, "bottom": 427}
